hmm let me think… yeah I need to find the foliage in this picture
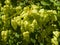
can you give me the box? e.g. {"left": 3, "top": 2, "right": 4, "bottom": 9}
{"left": 0, "top": 0, "right": 60, "bottom": 45}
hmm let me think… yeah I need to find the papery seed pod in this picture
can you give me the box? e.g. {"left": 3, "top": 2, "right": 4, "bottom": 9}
{"left": 39, "top": 9, "right": 44, "bottom": 14}
{"left": 47, "top": 10, "right": 53, "bottom": 14}
{"left": 29, "top": 24, "right": 34, "bottom": 33}
{"left": 53, "top": 15, "right": 57, "bottom": 21}
{"left": 3, "top": 5, "right": 10, "bottom": 15}
{"left": 24, "top": 6, "right": 29, "bottom": 11}
{"left": 20, "top": 20, "right": 25, "bottom": 32}
{"left": 23, "top": 31, "right": 29, "bottom": 38}
{"left": 39, "top": 9, "right": 45, "bottom": 17}
{"left": 15, "top": 16, "right": 21, "bottom": 26}
{"left": 1, "top": 30, "right": 8, "bottom": 41}
{"left": 31, "top": 9, "right": 37, "bottom": 14}
{"left": 53, "top": 31, "right": 60, "bottom": 38}
{"left": 2, "top": 15, "right": 7, "bottom": 23}
{"left": 4, "top": 5, "right": 9, "bottom": 8}
{"left": 5, "top": 0, "right": 11, "bottom": 5}
{"left": 11, "top": 19, "right": 17, "bottom": 30}
{"left": 23, "top": 31, "right": 30, "bottom": 42}
{"left": 52, "top": 10, "right": 57, "bottom": 14}
{"left": 32, "top": 19, "right": 38, "bottom": 29}
{"left": 16, "top": 21, "right": 21, "bottom": 26}
{"left": 24, "top": 21, "right": 29, "bottom": 30}
{"left": 47, "top": 10, "right": 57, "bottom": 14}
{"left": 16, "top": 6, "right": 22, "bottom": 13}
{"left": 31, "top": 5, "right": 39, "bottom": 9}
{"left": 51, "top": 36, "right": 58, "bottom": 45}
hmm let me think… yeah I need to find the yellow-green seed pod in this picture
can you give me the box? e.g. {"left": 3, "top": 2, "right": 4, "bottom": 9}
{"left": 31, "top": 9, "right": 37, "bottom": 14}
{"left": 39, "top": 9, "right": 45, "bottom": 17}
{"left": 53, "top": 15, "right": 57, "bottom": 21}
{"left": 4, "top": 5, "right": 9, "bottom": 8}
{"left": 47, "top": 10, "right": 53, "bottom": 14}
{"left": 31, "top": 5, "right": 39, "bottom": 9}
{"left": 1, "top": 30, "right": 8, "bottom": 41}
{"left": 5, "top": 0, "right": 11, "bottom": 5}
{"left": 29, "top": 24, "right": 34, "bottom": 33}
{"left": 16, "top": 6, "right": 22, "bottom": 13}
{"left": 15, "top": 16, "right": 21, "bottom": 26}
{"left": 2, "top": 15, "right": 7, "bottom": 23}
{"left": 11, "top": 19, "right": 17, "bottom": 30}
{"left": 24, "top": 6, "right": 29, "bottom": 11}
{"left": 51, "top": 36, "right": 58, "bottom": 45}
{"left": 32, "top": 19, "right": 38, "bottom": 29}
{"left": 24, "top": 21, "right": 29, "bottom": 30}
{"left": 52, "top": 10, "right": 57, "bottom": 14}
{"left": 47, "top": 10, "right": 57, "bottom": 14}
{"left": 39, "top": 9, "right": 44, "bottom": 14}
{"left": 23, "top": 31, "right": 29, "bottom": 41}
{"left": 53, "top": 31, "right": 60, "bottom": 38}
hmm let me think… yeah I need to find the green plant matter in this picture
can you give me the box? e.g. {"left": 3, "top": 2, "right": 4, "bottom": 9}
{"left": 0, "top": 0, "right": 60, "bottom": 45}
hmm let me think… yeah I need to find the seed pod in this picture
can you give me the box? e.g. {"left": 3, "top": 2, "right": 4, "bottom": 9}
{"left": 1, "top": 30, "right": 8, "bottom": 41}
{"left": 23, "top": 31, "right": 29, "bottom": 41}
{"left": 11, "top": 19, "right": 17, "bottom": 30}
{"left": 2, "top": 15, "right": 7, "bottom": 23}
{"left": 53, "top": 31, "right": 60, "bottom": 38}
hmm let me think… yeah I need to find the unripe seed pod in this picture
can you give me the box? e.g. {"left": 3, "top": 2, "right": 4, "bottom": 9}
{"left": 11, "top": 19, "right": 17, "bottom": 30}
{"left": 23, "top": 31, "right": 29, "bottom": 41}
{"left": 1, "top": 30, "right": 8, "bottom": 41}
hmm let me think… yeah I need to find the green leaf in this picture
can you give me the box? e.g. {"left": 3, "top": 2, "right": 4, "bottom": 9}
{"left": 54, "top": 2, "right": 60, "bottom": 6}
{"left": 41, "top": 1, "right": 50, "bottom": 6}
{"left": 57, "top": 7, "right": 60, "bottom": 10}
{"left": 31, "top": 38, "right": 36, "bottom": 43}
{"left": 40, "top": 43, "right": 44, "bottom": 45}
{"left": 50, "top": 0, "right": 57, "bottom": 2}
{"left": 15, "top": 33, "right": 19, "bottom": 38}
